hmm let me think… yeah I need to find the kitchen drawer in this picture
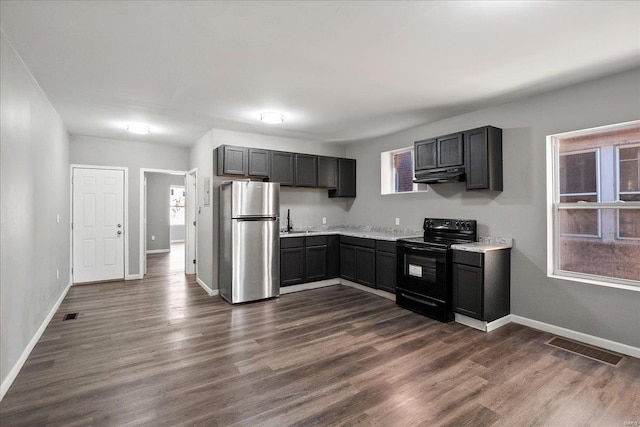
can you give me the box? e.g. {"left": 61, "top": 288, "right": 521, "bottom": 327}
{"left": 375, "top": 240, "right": 397, "bottom": 253}
{"left": 281, "top": 237, "right": 304, "bottom": 248}
{"left": 340, "top": 236, "right": 375, "bottom": 248}
{"left": 306, "top": 235, "right": 327, "bottom": 246}
{"left": 452, "top": 250, "right": 483, "bottom": 267}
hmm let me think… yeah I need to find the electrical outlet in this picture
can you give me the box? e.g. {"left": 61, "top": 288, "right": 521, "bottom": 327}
{"left": 151, "top": 235, "right": 155, "bottom": 241}
{"left": 395, "top": 217, "right": 400, "bottom": 226}
{"left": 322, "top": 217, "right": 326, "bottom": 224}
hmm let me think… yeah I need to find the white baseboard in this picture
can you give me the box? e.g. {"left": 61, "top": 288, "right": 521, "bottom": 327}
{"left": 455, "top": 314, "right": 512, "bottom": 332}
{"left": 511, "top": 315, "right": 640, "bottom": 359}
{"left": 125, "top": 273, "right": 143, "bottom": 280}
{"left": 146, "top": 249, "right": 170, "bottom": 254}
{"left": 487, "top": 315, "right": 513, "bottom": 332}
{"left": 280, "top": 279, "right": 340, "bottom": 295}
{"left": 196, "top": 277, "right": 218, "bottom": 296}
{"left": 170, "top": 240, "right": 185, "bottom": 243}
{"left": 339, "top": 279, "right": 395, "bottom": 302}
{"left": 455, "top": 313, "right": 488, "bottom": 331}
{"left": 1, "top": 281, "right": 72, "bottom": 401}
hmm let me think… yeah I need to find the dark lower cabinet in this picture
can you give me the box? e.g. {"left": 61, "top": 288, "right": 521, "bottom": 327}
{"left": 375, "top": 241, "right": 397, "bottom": 293}
{"left": 327, "top": 235, "right": 340, "bottom": 278}
{"left": 339, "top": 236, "right": 375, "bottom": 288}
{"left": 280, "top": 237, "right": 305, "bottom": 286}
{"left": 452, "top": 249, "right": 510, "bottom": 322}
{"left": 281, "top": 247, "right": 305, "bottom": 286}
{"left": 306, "top": 245, "right": 327, "bottom": 281}
{"left": 340, "top": 244, "right": 357, "bottom": 282}
{"left": 281, "top": 235, "right": 339, "bottom": 287}
{"left": 355, "top": 247, "right": 375, "bottom": 288}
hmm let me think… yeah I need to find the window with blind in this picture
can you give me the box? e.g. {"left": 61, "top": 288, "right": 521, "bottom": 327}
{"left": 547, "top": 121, "right": 640, "bottom": 290}
{"left": 380, "top": 147, "right": 428, "bottom": 194}
{"left": 170, "top": 186, "right": 186, "bottom": 226}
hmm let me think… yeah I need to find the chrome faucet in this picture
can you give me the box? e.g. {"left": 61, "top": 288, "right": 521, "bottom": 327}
{"left": 286, "top": 209, "right": 292, "bottom": 232}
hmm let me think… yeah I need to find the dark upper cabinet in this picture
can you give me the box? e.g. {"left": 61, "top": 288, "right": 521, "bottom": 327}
{"left": 415, "top": 139, "right": 437, "bottom": 171}
{"left": 248, "top": 148, "right": 270, "bottom": 177}
{"left": 414, "top": 133, "right": 464, "bottom": 172}
{"left": 329, "top": 158, "right": 356, "bottom": 198}
{"left": 217, "top": 145, "right": 248, "bottom": 175}
{"left": 437, "top": 133, "right": 464, "bottom": 168}
{"left": 295, "top": 154, "right": 318, "bottom": 187}
{"left": 270, "top": 151, "right": 295, "bottom": 186}
{"left": 464, "top": 126, "right": 503, "bottom": 191}
{"left": 317, "top": 157, "right": 338, "bottom": 188}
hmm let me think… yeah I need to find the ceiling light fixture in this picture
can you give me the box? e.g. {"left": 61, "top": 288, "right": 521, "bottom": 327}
{"left": 126, "top": 123, "right": 151, "bottom": 134}
{"left": 260, "top": 112, "right": 284, "bottom": 124}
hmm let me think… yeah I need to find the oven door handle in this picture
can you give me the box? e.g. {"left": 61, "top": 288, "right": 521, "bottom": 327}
{"left": 401, "top": 245, "right": 448, "bottom": 254}
{"left": 400, "top": 293, "right": 438, "bottom": 307}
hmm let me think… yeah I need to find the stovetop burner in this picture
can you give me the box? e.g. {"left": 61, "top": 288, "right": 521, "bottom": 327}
{"left": 397, "top": 218, "right": 477, "bottom": 248}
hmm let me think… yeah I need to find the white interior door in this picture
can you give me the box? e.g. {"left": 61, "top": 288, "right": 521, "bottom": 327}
{"left": 73, "top": 168, "right": 125, "bottom": 283}
{"left": 185, "top": 171, "right": 197, "bottom": 275}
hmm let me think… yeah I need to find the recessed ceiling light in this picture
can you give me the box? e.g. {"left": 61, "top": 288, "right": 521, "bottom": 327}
{"left": 126, "top": 123, "right": 151, "bottom": 134}
{"left": 260, "top": 112, "right": 284, "bottom": 124}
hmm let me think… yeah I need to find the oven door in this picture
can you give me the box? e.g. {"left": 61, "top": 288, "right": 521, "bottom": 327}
{"left": 396, "top": 243, "right": 449, "bottom": 302}
{"left": 396, "top": 242, "right": 452, "bottom": 322}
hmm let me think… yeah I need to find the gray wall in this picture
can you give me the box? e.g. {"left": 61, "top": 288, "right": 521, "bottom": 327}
{"left": 145, "top": 172, "right": 185, "bottom": 251}
{"left": 70, "top": 135, "right": 190, "bottom": 276}
{"left": 1, "top": 32, "right": 70, "bottom": 388}
{"left": 171, "top": 225, "right": 185, "bottom": 242}
{"left": 345, "top": 67, "right": 640, "bottom": 348}
{"left": 189, "top": 128, "right": 347, "bottom": 290}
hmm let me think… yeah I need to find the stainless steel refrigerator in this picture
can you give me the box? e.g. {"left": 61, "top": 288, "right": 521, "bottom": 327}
{"left": 219, "top": 181, "right": 280, "bottom": 303}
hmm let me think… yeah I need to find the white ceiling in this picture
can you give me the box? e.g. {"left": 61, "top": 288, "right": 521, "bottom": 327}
{"left": 1, "top": 1, "right": 639, "bottom": 146}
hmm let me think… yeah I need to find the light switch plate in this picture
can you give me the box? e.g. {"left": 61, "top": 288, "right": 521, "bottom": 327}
{"left": 322, "top": 217, "right": 326, "bottom": 224}
{"left": 395, "top": 217, "right": 400, "bottom": 225}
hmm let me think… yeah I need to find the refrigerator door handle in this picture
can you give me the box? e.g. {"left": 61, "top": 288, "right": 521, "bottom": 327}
{"left": 235, "top": 216, "right": 278, "bottom": 221}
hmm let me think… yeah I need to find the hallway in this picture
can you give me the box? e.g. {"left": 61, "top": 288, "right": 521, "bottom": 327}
{"left": 146, "top": 242, "right": 188, "bottom": 278}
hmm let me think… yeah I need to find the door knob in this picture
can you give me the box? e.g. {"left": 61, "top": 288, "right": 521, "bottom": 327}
{"left": 117, "top": 224, "right": 122, "bottom": 228}
{"left": 117, "top": 230, "right": 123, "bottom": 235}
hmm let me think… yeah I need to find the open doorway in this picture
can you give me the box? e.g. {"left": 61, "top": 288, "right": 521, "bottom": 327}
{"left": 140, "top": 168, "right": 197, "bottom": 278}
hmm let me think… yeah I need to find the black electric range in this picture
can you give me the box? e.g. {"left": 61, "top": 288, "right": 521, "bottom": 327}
{"left": 396, "top": 218, "right": 477, "bottom": 322}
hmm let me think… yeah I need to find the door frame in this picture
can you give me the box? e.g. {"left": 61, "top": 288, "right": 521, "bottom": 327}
{"left": 139, "top": 168, "right": 193, "bottom": 278}
{"left": 70, "top": 164, "right": 130, "bottom": 283}
{"left": 185, "top": 168, "right": 198, "bottom": 275}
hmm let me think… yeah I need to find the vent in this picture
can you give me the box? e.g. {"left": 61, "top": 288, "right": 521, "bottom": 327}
{"left": 546, "top": 337, "right": 623, "bottom": 366}
{"left": 63, "top": 313, "right": 78, "bottom": 321}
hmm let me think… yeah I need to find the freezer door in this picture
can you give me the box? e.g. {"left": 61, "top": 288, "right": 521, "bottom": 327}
{"left": 230, "top": 218, "right": 280, "bottom": 303}
{"left": 232, "top": 181, "right": 279, "bottom": 218}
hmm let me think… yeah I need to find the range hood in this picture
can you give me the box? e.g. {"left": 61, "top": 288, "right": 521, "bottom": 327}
{"left": 413, "top": 167, "right": 466, "bottom": 184}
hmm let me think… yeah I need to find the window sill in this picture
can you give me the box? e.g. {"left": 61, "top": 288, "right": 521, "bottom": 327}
{"left": 381, "top": 190, "right": 429, "bottom": 196}
{"left": 549, "top": 272, "right": 640, "bottom": 292}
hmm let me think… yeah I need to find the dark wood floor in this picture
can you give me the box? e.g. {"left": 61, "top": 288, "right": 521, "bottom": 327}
{"left": 1, "top": 250, "right": 639, "bottom": 426}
